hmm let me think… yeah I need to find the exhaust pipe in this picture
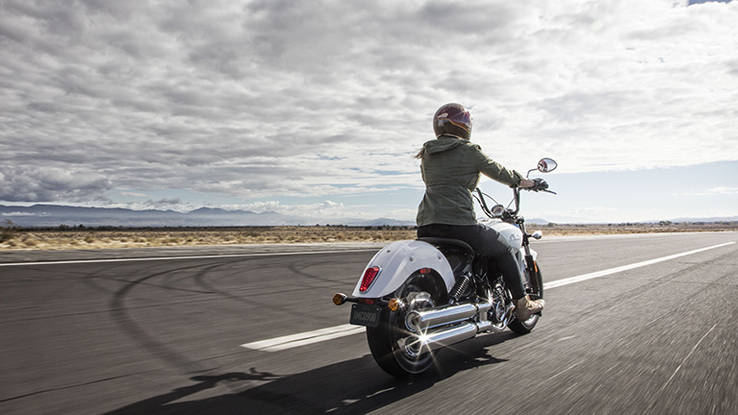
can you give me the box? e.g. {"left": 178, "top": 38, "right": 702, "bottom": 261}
{"left": 406, "top": 301, "right": 492, "bottom": 332}
{"left": 411, "top": 320, "right": 494, "bottom": 352}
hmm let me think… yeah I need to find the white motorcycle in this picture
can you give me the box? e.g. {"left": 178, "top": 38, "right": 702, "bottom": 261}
{"left": 333, "top": 158, "right": 558, "bottom": 377}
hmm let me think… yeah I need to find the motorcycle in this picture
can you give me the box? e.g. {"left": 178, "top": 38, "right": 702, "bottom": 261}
{"left": 332, "top": 157, "right": 558, "bottom": 377}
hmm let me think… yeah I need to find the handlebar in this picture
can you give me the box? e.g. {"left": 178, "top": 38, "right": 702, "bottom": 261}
{"left": 475, "top": 184, "right": 556, "bottom": 220}
{"left": 474, "top": 159, "right": 558, "bottom": 221}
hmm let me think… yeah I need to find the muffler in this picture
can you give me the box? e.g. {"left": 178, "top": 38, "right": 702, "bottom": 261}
{"left": 406, "top": 301, "right": 492, "bottom": 332}
{"left": 411, "top": 320, "right": 494, "bottom": 352}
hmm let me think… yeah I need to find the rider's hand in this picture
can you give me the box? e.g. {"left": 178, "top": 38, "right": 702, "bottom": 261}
{"left": 518, "top": 178, "right": 535, "bottom": 188}
{"left": 531, "top": 178, "right": 549, "bottom": 191}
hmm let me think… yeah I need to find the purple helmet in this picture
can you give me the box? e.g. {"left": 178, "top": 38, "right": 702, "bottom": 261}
{"left": 433, "top": 103, "right": 472, "bottom": 139}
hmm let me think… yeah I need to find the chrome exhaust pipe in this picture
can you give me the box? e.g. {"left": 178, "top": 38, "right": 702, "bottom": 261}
{"left": 412, "top": 320, "right": 494, "bottom": 352}
{"left": 406, "top": 301, "right": 492, "bottom": 332}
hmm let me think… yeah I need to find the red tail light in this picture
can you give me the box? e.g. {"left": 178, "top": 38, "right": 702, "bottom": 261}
{"left": 359, "top": 266, "right": 381, "bottom": 292}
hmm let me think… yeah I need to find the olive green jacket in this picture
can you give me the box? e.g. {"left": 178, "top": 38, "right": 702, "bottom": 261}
{"left": 416, "top": 135, "right": 523, "bottom": 226}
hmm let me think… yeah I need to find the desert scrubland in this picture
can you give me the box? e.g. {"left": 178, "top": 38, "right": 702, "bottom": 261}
{"left": 1, "top": 223, "right": 736, "bottom": 250}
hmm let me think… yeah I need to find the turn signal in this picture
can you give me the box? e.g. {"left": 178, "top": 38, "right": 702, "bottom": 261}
{"left": 388, "top": 298, "right": 403, "bottom": 311}
{"left": 359, "top": 266, "right": 381, "bottom": 292}
{"left": 332, "top": 293, "right": 347, "bottom": 305}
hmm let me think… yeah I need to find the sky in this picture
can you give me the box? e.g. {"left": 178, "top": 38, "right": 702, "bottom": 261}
{"left": 1, "top": 0, "right": 736, "bottom": 223}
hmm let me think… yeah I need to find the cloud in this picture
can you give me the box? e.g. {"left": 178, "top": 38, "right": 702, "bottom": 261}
{"left": 1, "top": 0, "right": 736, "bottom": 207}
{"left": 120, "top": 191, "right": 148, "bottom": 197}
{"left": 1, "top": 211, "right": 37, "bottom": 217}
{"left": 673, "top": 186, "right": 738, "bottom": 196}
{"left": 0, "top": 166, "right": 111, "bottom": 202}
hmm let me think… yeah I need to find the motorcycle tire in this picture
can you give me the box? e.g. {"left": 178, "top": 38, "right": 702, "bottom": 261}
{"left": 508, "top": 263, "right": 544, "bottom": 335}
{"left": 366, "top": 274, "right": 441, "bottom": 378}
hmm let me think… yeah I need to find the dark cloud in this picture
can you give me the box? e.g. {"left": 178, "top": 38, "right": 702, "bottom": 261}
{"left": 0, "top": 167, "right": 111, "bottom": 202}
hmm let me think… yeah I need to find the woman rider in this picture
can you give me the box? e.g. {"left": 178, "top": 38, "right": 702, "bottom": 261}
{"left": 416, "top": 103, "right": 545, "bottom": 321}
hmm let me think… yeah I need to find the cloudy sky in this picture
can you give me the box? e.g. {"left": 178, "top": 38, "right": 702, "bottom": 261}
{"left": 1, "top": 0, "right": 736, "bottom": 223}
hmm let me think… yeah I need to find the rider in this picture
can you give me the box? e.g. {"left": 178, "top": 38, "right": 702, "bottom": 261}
{"left": 416, "top": 103, "right": 545, "bottom": 321}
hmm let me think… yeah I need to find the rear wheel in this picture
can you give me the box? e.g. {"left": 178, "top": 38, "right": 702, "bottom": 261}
{"left": 366, "top": 274, "right": 442, "bottom": 378}
{"left": 508, "top": 263, "right": 544, "bottom": 335}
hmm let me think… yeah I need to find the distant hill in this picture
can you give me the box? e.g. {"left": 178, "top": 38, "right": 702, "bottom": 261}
{"left": 0, "top": 204, "right": 414, "bottom": 227}
{"left": 669, "top": 216, "right": 738, "bottom": 223}
{"left": 0, "top": 204, "right": 299, "bottom": 227}
{"left": 3, "top": 203, "right": 732, "bottom": 228}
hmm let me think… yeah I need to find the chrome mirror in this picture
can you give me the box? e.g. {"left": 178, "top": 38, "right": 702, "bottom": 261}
{"left": 537, "top": 158, "right": 557, "bottom": 173}
{"left": 491, "top": 204, "right": 505, "bottom": 216}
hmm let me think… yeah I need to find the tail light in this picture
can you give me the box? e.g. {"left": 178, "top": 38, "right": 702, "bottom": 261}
{"left": 359, "top": 266, "right": 381, "bottom": 292}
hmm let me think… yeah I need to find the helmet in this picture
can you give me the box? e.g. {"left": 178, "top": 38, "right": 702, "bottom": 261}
{"left": 433, "top": 103, "right": 472, "bottom": 139}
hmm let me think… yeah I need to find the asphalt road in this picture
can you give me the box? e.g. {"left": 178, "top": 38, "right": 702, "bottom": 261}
{"left": 1, "top": 232, "right": 736, "bottom": 414}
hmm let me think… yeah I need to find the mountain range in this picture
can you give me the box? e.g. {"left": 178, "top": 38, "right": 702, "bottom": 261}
{"left": 1, "top": 204, "right": 735, "bottom": 228}
{"left": 0, "top": 204, "right": 415, "bottom": 227}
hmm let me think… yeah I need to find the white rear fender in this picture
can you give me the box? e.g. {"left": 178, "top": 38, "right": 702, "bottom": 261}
{"left": 352, "top": 240, "right": 455, "bottom": 298}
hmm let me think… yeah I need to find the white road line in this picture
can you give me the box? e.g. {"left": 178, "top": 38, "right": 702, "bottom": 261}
{"left": 242, "top": 241, "right": 735, "bottom": 352}
{"left": 241, "top": 324, "right": 365, "bottom": 352}
{"left": 542, "top": 241, "right": 735, "bottom": 289}
{"left": 0, "top": 249, "right": 378, "bottom": 267}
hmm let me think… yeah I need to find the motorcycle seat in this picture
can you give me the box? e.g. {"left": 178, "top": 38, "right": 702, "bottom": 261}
{"left": 417, "top": 237, "right": 475, "bottom": 259}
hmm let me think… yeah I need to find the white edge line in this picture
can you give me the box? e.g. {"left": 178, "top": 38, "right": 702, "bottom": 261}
{"left": 542, "top": 241, "right": 735, "bottom": 289}
{"left": 0, "top": 249, "right": 379, "bottom": 267}
{"left": 243, "top": 240, "right": 735, "bottom": 352}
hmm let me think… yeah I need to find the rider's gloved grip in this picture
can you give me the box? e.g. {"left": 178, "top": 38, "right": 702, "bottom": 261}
{"left": 532, "top": 178, "right": 548, "bottom": 192}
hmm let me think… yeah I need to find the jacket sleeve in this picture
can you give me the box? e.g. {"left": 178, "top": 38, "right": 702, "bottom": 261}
{"left": 469, "top": 145, "right": 523, "bottom": 187}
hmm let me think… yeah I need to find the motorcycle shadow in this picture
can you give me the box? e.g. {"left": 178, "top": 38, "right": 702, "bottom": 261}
{"left": 105, "top": 331, "right": 517, "bottom": 415}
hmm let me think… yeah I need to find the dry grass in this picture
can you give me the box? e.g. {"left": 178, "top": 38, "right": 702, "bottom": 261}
{"left": 0, "top": 226, "right": 416, "bottom": 250}
{"left": 525, "top": 222, "right": 738, "bottom": 236}
{"left": 0, "top": 223, "right": 735, "bottom": 251}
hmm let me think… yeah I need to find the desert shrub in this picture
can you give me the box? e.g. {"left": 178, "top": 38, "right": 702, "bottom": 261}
{"left": 1, "top": 220, "right": 17, "bottom": 243}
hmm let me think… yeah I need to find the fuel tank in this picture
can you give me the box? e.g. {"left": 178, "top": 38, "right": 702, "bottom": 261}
{"left": 487, "top": 220, "right": 523, "bottom": 250}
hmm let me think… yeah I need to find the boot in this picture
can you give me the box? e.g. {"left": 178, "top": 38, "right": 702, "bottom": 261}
{"left": 515, "top": 295, "right": 545, "bottom": 321}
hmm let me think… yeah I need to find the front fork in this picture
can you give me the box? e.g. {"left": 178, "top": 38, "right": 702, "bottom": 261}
{"left": 518, "top": 220, "right": 539, "bottom": 293}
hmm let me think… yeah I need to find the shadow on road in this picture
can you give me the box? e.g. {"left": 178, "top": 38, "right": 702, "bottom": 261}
{"left": 105, "top": 332, "right": 516, "bottom": 414}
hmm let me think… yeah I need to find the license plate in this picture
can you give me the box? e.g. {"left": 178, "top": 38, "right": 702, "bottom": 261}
{"left": 350, "top": 303, "right": 382, "bottom": 327}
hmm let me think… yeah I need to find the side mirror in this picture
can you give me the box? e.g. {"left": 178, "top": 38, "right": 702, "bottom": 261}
{"left": 537, "top": 158, "right": 557, "bottom": 173}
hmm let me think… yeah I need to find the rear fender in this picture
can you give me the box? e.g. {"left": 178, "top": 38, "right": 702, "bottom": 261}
{"left": 352, "top": 240, "right": 455, "bottom": 298}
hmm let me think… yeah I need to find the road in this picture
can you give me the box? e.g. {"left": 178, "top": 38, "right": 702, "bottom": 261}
{"left": 1, "top": 232, "right": 736, "bottom": 414}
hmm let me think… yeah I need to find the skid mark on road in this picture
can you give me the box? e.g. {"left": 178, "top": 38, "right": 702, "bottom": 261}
{"left": 109, "top": 261, "right": 226, "bottom": 374}
{"left": 0, "top": 249, "right": 378, "bottom": 267}
{"left": 658, "top": 323, "right": 718, "bottom": 393}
